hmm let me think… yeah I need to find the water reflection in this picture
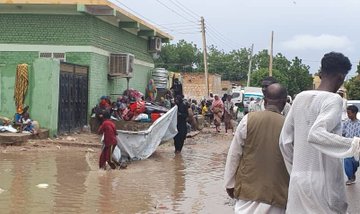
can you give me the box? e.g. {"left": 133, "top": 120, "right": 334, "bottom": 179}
{"left": 0, "top": 141, "right": 231, "bottom": 213}
{"left": 53, "top": 153, "right": 88, "bottom": 213}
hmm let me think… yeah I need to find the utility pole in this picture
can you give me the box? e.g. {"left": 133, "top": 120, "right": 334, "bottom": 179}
{"left": 269, "top": 31, "right": 274, "bottom": 76}
{"left": 201, "top": 16, "right": 209, "bottom": 97}
{"left": 246, "top": 44, "right": 254, "bottom": 87}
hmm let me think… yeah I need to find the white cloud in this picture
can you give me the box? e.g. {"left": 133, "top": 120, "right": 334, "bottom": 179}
{"left": 282, "top": 34, "right": 352, "bottom": 51}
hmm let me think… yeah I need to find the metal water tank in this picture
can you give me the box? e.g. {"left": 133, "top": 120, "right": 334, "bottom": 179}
{"left": 152, "top": 68, "right": 168, "bottom": 89}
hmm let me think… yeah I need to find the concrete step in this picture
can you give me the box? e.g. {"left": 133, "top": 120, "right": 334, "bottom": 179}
{"left": 0, "top": 129, "right": 49, "bottom": 145}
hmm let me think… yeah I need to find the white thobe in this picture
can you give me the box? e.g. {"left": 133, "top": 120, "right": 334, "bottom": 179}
{"left": 280, "top": 91, "right": 360, "bottom": 214}
{"left": 224, "top": 115, "right": 285, "bottom": 214}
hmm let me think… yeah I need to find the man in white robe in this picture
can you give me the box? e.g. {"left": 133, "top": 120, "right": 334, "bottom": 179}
{"left": 225, "top": 84, "right": 289, "bottom": 214}
{"left": 280, "top": 52, "right": 360, "bottom": 214}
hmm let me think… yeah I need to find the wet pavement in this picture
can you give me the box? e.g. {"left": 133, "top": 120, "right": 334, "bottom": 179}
{"left": 0, "top": 130, "right": 360, "bottom": 213}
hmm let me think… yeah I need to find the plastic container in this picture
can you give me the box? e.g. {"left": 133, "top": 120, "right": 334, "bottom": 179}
{"left": 152, "top": 68, "right": 168, "bottom": 89}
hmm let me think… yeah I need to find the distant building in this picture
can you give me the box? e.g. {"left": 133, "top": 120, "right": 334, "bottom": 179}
{"left": 181, "top": 72, "right": 222, "bottom": 100}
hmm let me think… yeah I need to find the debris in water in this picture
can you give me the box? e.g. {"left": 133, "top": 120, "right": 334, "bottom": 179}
{"left": 87, "top": 148, "right": 95, "bottom": 153}
{"left": 0, "top": 188, "right": 5, "bottom": 194}
{"left": 56, "top": 146, "right": 61, "bottom": 150}
{"left": 65, "top": 136, "right": 77, "bottom": 141}
{"left": 36, "top": 184, "right": 49, "bottom": 189}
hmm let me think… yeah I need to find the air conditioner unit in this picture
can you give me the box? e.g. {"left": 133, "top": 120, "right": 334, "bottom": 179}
{"left": 148, "top": 37, "right": 162, "bottom": 53}
{"left": 109, "top": 53, "right": 134, "bottom": 77}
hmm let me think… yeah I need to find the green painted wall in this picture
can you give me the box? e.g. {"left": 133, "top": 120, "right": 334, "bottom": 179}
{"left": 0, "top": 51, "right": 38, "bottom": 117}
{"left": 66, "top": 52, "right": 152, "bottom": 113}
{"left": 0, "top": 14, "right": 153, "bottom": 62}
{"left": 0, "top": 54, "right": 59, "bottom": 136}
{"left": 0, "top": 13, "right": 155, "bottom": 134}
{"left": 31, "top": 59, "right": 60, "bottom": 137}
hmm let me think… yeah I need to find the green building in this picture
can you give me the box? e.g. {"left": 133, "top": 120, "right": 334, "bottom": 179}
{"left": 0, "top": 0, "right": 172, "bottom": 136}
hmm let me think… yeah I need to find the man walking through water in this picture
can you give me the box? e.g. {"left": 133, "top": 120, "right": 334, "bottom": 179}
{"left": 224, "top": 83, "right": 289, "bottom": 213}
{"left": 280, "top": 52, "right": 360, "bottom": 213}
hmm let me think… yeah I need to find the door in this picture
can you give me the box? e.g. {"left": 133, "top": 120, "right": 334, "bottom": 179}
{"left": 58, "top": 63, "right": 88, "bottom": 133}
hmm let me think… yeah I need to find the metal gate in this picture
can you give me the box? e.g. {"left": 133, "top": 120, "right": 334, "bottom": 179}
{"left": 58, "top": 63, "right": 89, "bottom": 133}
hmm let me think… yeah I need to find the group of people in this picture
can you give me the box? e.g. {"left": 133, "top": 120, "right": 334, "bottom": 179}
{"left": 224, "top": 52, "right": 360, "bottom": 213}
{"left": 14, "top": 105, "right": 36, "bottom": 134}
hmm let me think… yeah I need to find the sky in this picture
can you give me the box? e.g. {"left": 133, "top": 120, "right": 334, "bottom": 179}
{"left": 110, "top": 0, "right": 360, "bottom": 77}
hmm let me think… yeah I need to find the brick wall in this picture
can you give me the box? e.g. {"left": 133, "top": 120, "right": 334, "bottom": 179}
{"left": 182, "top": 73, "right": 222, "bottom": 100}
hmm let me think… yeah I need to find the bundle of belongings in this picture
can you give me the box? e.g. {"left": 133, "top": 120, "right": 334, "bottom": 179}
{"left": 91, "top": 89, "right": 170, "bottom": 124}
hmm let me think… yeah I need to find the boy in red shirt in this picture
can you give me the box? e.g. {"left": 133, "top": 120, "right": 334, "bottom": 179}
{"left": 98, "top": 111, "right": 118, "bottom": 170}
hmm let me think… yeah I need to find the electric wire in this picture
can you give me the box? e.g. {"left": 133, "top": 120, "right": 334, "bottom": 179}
{"left": 154, "top": 0, "right": 199, "bottom": 24}
{"left": 165, "top": 0, "right": 200, "bottom": 20}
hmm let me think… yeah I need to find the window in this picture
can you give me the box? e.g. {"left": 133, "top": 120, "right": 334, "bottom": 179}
{"left": 39, "top": 52, "right": 66, "bottom": 62}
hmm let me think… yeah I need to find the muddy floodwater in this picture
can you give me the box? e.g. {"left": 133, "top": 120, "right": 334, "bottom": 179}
{"left": 0, "top": 132, "right": 234, "bottom": 214}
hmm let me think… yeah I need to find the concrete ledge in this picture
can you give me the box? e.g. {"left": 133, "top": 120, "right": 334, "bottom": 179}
{"left": 0, "top": 132, "right": 31, "bottom": 144}
{"left": 0, "top": 129, "right": 49, "bottom": 145}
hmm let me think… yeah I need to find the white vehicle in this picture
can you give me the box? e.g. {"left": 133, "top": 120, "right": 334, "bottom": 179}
{"left": 347, "top": 100, "right": 360, "bottom": 119}
{"left": 230, "top": 86, "right": 244, "bottom": 105}
{"left": 243, "top": 87, "right": 263, "bottom": 108}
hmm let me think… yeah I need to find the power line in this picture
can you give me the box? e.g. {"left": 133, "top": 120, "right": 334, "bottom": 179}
{"left": 158, "top": 21, "right": 198, "bottom": 26}
{"left": 206, "top": 29, "right": 238, "bottom": 51}
{"left": 154, "top": 0, "right": 199, "bottom": 24}
{"left": 206, "top": 22, "right": 244, "bottom": 49}
{"left": 206, "top": 32, "right": 234, "bottom": 51}
{"left": 171, "top": 0, "right": 200, "bottom": 19}
{"left": 165, "top": 0, "right": 200, "bottom": 20}
{"left": 113, "top": 0, "right": 201, "bottom": 36}
{"left": 160, "top": 23, "right": 200, "bottom": 29}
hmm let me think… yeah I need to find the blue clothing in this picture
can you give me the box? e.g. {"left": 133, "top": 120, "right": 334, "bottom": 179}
{"left": 342, "top": 119, "right": 360, "bottom": 180}
{"left": 342, "top": 119, "right": 360, "bottom": 138}
{"left": 345, "top": 157, "right": 359, "bottom": 180}
{"left": 14, "top": 113, "right": 22, "bottom": 123}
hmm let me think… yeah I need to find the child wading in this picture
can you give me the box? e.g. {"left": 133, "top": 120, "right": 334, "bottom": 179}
{"left": 343, "top": 105, "right": 360, "bottom": 185}
{"left": 98, "top": 111, "right": 118, "bottom": 170}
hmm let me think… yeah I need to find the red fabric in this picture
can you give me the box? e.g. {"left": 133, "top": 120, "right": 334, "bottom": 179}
{"left": 129, "top": 102, "right": 137, "bottom": 112}
{"left": 98, "top": 119, "right": 117, "bottom": 146}
{"left": 99, "top": 145, "right": 116, "bottom": 169}
{"left": 136, "top": 101, "right": 146, "bottom": 114}
{"left": 99, "top": 100, "right": 110, "bottom": 109}
{"left": 129, "top": 101, "right": 146, "bottom": 114}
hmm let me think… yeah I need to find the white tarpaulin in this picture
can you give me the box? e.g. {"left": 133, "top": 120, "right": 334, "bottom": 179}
{"left": 116, "top": 106, "right": 178, "bottom": 160}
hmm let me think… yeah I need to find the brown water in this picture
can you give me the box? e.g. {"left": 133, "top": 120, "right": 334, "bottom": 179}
{"left": 0, "top": 134, "right": 234, "bottom": 214}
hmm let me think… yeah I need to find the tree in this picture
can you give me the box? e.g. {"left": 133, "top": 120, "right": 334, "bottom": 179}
{"left": 250, "top": 68, "right": 288, "bottom": 88}
{"left": 155, "top": 41, "right": 313, "bottom": 95}
{"left": 345, "top": 61, "right": 360, "bottom": 100}
{"left": 286, "top": 57, "right": 313, "bottom": 96}
{"left": 345, "top": 77, "right": 360, "bottom": 100}
{"left": 227, "top": 48, "right": 251, "bottom": 81}
{"left": 155, "top": 40, "right": 201, "bottom": 72}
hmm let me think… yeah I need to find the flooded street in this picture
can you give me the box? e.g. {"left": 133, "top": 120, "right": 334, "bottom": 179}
{"left": 1, "top": 130, "right": 360, "bottom": 213}
{"left": 0, "top": 131, "right": 234, "bottom": 214}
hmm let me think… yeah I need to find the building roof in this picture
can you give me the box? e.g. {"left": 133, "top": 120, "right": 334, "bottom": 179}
{"left": 0, "top": 0, "right": 173, "bottom": 41}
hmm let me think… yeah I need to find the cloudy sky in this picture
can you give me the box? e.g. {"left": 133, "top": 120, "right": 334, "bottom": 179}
{"left": 110, "top": 0, "right": 360, "bottom": 77}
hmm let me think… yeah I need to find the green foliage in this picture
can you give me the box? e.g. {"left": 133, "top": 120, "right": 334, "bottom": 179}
{"left": 156, "top": 40, "right": 314, "bottom": 96}
{"left": 345, "top": 77, "right": 360, "bottom": 100}
{"left": 250, "top": 68, "right": 288, "bottom": 88}
{"left": 155, "top": 39, "right": 200, "bottom": 72}
{"left": 286, "top": 57, "right": 313, "bottom": 96}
